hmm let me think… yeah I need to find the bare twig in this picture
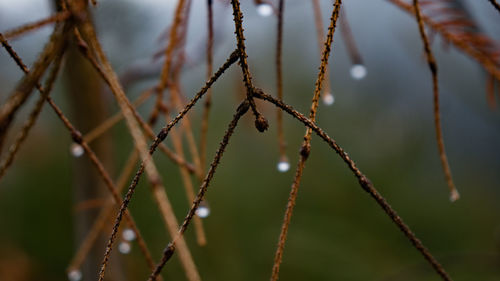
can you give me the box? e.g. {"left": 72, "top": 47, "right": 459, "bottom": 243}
{"left": 148, "top": 100, "right": 250, "bottom": 280}
{"left": 413, "top": 0, "right": 459, "bottom": 202}
{"left": 252, "top": 89, "right": 453, "bottom": 281}
{"left": 3, "top": 11, "right": 71, "bottom": 39}
{"left": 270, "top": 1, "right": 341, "bottom": 280}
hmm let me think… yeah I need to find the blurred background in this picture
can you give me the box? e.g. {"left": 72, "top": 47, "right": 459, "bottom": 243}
{"left": 0, "top": 0, "right": 499, "bottom": 280}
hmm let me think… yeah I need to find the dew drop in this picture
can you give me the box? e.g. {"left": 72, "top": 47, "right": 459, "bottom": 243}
{"left": 67, "top": 269, "right": 82, "bottom": 281}
{"left": 322, "top": 92, "right": 335, "bottom": 106}
{"left": 70, "top": 143, "right": 84, "bottom": 158}
{"left": 277, "top": 159, "right": 290, "bottom": 173}
{"left": 257, "top": 3, "right": 273, "bottom": 17}
{"left": 196, "top": 204, "right": 210, "bottom": 218}
{"left": 122, "top": 228, "right": 136, "bottom": 241}
{"left": 119, "top": 241, "right": 131, "bottom": 254}
{"left": 350, "top": 64, "right": 367, "bottom": 80}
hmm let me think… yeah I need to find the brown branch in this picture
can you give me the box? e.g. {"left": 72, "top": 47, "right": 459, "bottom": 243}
{"left": 0, "top": 45, "right": 65, "bottom": 182}
{"left": 3, "top": 11, "right": 71, "bottom": 39}
{"left": 270, "top": 1, "right": 341, "bottom": 280}
{"left": 0, "top": 24, "right": 69, "bottom": 155}
{"left": 148, "top": 100, "right": 250, "bottom": 281}
{"left": 253, "top": 89, "right": 453, "bottom": 281}
{"left": 488, "top": 0, "right": 500, "bottom": 14}
{"left": 67, "top": 151, "right": 143, "bottom": 275}
{"left": 413, "top": 0, "right": 459, "bottom": 202}
{"left": 0, "top": 29, "right": 158, "bottom": 276}
{"left": 200, "top": 0, "right": 215, "bottom": 173}
{"left": 311, "top": 0, "right": 334, "bottom": 104}
{"left": 388, "top": 0, "right": 500, "bottom": 82}
{"left": 275, "top": 0, "right": 287, "bottom": 161}
{"left": 98, "top": 49, "right": 238, "bottom": 281}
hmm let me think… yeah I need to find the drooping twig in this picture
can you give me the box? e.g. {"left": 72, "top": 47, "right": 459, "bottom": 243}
{"left": 252, "top": 89, "right": 453, "bottom": 281}
{"left": 388, "top": 0, "right": 500, "bottom": 82}
{"left": 67, "top": 151, "right": 140, "bottom": 275}
{"left": 0, "top": 24, "right": 69, "bottom": 155}
{"left": 148, "top": 100, "right": 250, "bottom": 281}
{"left": 98, "top": 49, "right": 238, "bottom": 281}
{"left": 275, "top": 0, "right": 287, "bottom": 163}
{"left": 75, "top": 35, "right": 197, "bottom": 175}
{"left": 311, "top": 0, "right": 334, "bottom": 100}
{"left": 200, "top": 0, "right": 215, "bottom": 174}
{"left": 0, "top": 28, "right": 157, "bottom": 275}
{"left": 413, "top": 0, "right": 459, "bottom": 202}
{"left": 0, "top": 44, "right": 65, "bottom": 182}
{"left": 270, "top": 1, "right": 341, "bottom": 280}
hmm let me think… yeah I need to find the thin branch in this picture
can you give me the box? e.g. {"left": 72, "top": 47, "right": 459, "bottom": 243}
{"left": 0, "top": 24, "right": 69, "bottom": 154}
{"left": 253, "top": 89, "right": 453, "bottom": 281}
{"left": 0, "top": 45, "right": 65, "bottom": 182}
{"left": 148, "top": 100, "right": 250, "bottom": 281}
{"left": 270, "top": 1, "right": 341, "bottom": 280}
{"left": 98, "top": 49, "right": 239, "bottom": 281}
{"left": 413, "top": 0, "right": 459, "bottom": 201}
{"left": 388, "top": 0, "right": 500, "bottom": 82}
{"left": 200, "top": 0, "right": 214, "bottom": 174}
{"left": 275, "top": 0, "right": 287, "bottom": 161}
{"left": 3, "top": 11, "right": 71, "bottom": 39}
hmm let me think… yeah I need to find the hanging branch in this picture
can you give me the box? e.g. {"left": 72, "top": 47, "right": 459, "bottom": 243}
{"left": 67, "top": 151, "right": 140, "bottom": 276}
{"left": 387, "top": 0, "right": 500, "bottom": 82}
{"left": 252, "top": 88, "right": 453, "bottom": 281}
{"left": 147, "top": 100, "right": 250, "bottom": 281}
{"left": 97, "top": 49, "right": 239, "bottom": 281}
{"left": 0, "top": 43, "right": 65, "bottom": 182}
{"left": 413, "top": 0, "right": 459, "bottom": 201}
{"left": 274, "top": 0, "right": 289, "bottom": 170}
{"left": 0, "top": 24, "right": 69, "bottom": 155}
{"left": 200, "top": 0, "right": 215, "bottom": 174}
{"left": 311, "top": 0, "right": 335, "bottom": 104}
{"left": 271, "top": 1, "right": 341, "bottom": 280}
{"left": 0, "top": 28, "right": 158, "bottom": 276}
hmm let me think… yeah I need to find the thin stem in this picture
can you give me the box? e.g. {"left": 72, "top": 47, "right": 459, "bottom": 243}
{"left": 253, "top": 89, "right": 453, "bottom": 281}
{"left": 0, "top": 25, "right": 69, "bottom": 154}
{"left": 75, "top": 37, "right": 197, "bottom": 174}
{"left": 98, "top": 49, "right": 238, "bottom": 281}
{"left": 275, "top": 0, "right": 287, "bottom": 159}
{"left": 413, "top": 0, "right": 459, "bottom": 202}
{"left": 339, "top": 8, "right": 363, "bottom": 65}
{"left": 311, "top": 0, "right": 334, "bottom": 98}
{"left": 388, "top": 0, "right": 500, "bottom": 82}
{"left": 200, "top": 0, "right": 215, "bottom": 173}
{"left": 148, "top": 100, "right": 250, "bottom": 281}
{"left": 3, "top": 11, "right": 71, "bottom": 39}
{"left": 0, "top": 46, "right": 65, "bottom": 182}
{"left": 270, "top": 1, "right": 341, "bottom": 280}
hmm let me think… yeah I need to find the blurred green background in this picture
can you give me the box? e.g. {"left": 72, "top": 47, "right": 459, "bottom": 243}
{"left": 0, "top": 0, "right": 499, "bottom": 280}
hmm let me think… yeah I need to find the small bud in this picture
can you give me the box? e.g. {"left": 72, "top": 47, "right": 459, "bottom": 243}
{"left": 255, "top": 115, "right": 269, "bottom": 132}
{"left": 300, "top": 143, "right": 311, "bottom": 159}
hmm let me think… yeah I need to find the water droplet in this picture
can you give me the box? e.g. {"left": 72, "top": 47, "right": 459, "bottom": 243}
{"left": 67, "top": 269, "right": 82, "bottom": 281}
{"left": 119, "top": 241, "right": 131, "bottom": 254}
{"left": 70, "top": 143, "right": 84, "bottom": 158}
{"left": 350, "top": 64, "right": 367, "bottom": 80}
{"left": 196, "top": 203, "right": 210, "bottom": 218}
{"left": 277, "top": 159, "right": 290, "bottom": 172}
{"left": 122, "top": 228, "right": 136, "bottom": 241}
{"left": 257, "top": 3, "right": 273, "bottom": 17}
{"left": 322, "top": 92, "right": 335, "bottom": 106}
